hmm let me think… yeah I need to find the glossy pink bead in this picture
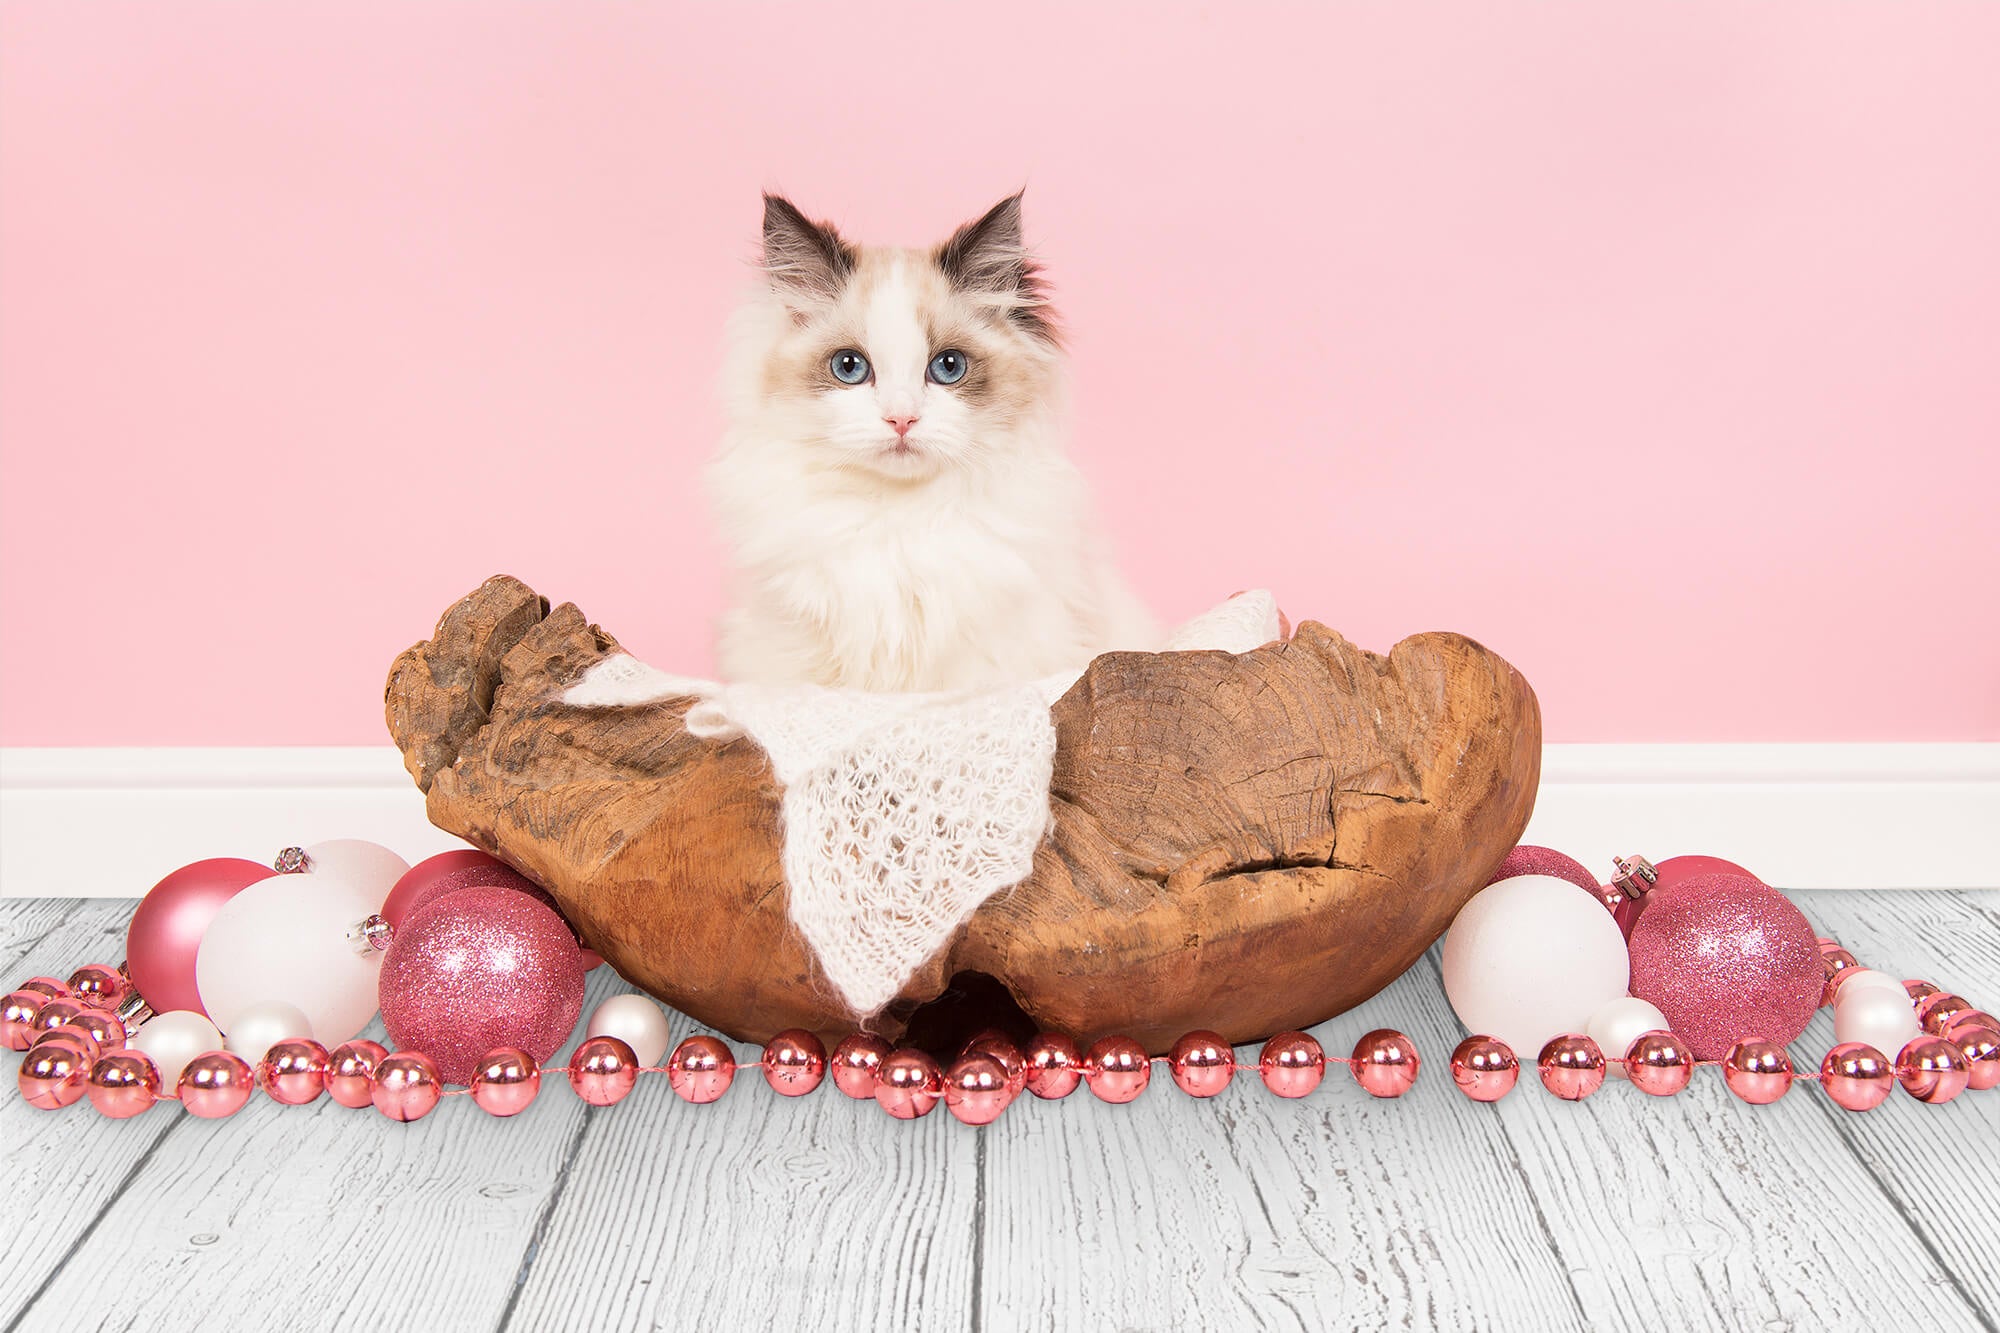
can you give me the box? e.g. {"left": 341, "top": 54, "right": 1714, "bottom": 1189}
{"left": 569, "top": 1035, "right": 640, "bottom": 1106}
{"left": 667, "top": 1035, "right": 735, "bottom": 1104}
{"left": 87, "top": 1052, "right": 161, "bottom": 1118}
{"left": 33, "top": 998, "right": 86, "bottom": 1037}
{"left": 1449, "top": 1036, "right": 1519, "bottom": 1102}
{"left": 471, "top": 1048, "right": 542, "bottom": 1116}
{"left": 1258, "top": 1031, "right": 1325, "bottom": 1099}
{"left": 179, "top": 1051, "right": 255, "bottom": 1118}
{"left": 1819, "top": 1042, "right": 1895, "bottom": 1111}
{"left": 18, "top": 1040, "right": 89, "bottom": 1110}
{"left": 829, "top": 1034, "right": 892, "bottom": 1100}
{"left": 1818, "top": 948, "right": 1860, "bottom": 1007}
{"left": 944, "top": 1054, "right": 1012, "bottom": 1125}
{"left": 1945, "top": 1009, "right": 1997, "bottom": 1039}
{"left": 1915, "top": 993, "right": 1972, "bottom": 1034}
{"left": 1168, "top": 1031, "right": 1237, "bottom": 1098}
{"left": 1903, "top": 980, "right": 1940, "bottom": 1002}
{"left": 326, "top": 1040, "right": 389, "bottom": 1109}
{"left": 1624, "top": 1030, "right": 1694, "bottom": 1097}
{"left": 66, "top": 964, "right": 129, "bottom": 1012}
{"left": 1023, "top": 1033, "right": 1083, "bottom": 1100}
{"left": 1350, "top": 1029, "right": 1421, "bottom": 1099}
{"left": 1721, "top": 1039, "right": 1794, "bottom": 1104}
{"left": 257, "top": 1039, "right": 330, "bottom": 1106}
{"left": 762, "top": 1029, "right": 827, "bottom": 1097}
{"left": 1083, "top": 1036, "right": 1152, "bottom": 1104}
{"left": 1, "top": 990, "right": 46, "bottom": 1050}
{"left": 1896, "top": 1035, "right": 1970, "bottom": 1104}
{"left": 65, "top": 1009, "right": 126, "bottom": 1053}
{"left": 1951, "top": 1025, "right": 2000, "bottom": 1092}
{"left": 372, "top": 1052, "right": 444, "bottom": 1121}
{"left": 1537, "top": 1034, "right": 1606, "bottom": 1100}
{"left": 874, "top": 1049, "right": 944, "bottom": 1119}
{"left": 18, "top": 976, "right": 69, "bottom": 1000}
{"left": 962, "top": 1032, "right": 1028, "bottom": 1100}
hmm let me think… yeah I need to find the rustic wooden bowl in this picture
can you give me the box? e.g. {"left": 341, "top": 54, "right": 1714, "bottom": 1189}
{"left": 385, "top": 576, "right": 1540, "bottom": 1056}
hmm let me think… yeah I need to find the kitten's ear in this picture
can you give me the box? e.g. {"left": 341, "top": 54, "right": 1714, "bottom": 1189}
{"left": 936, "top": 192, "right": 1057, "bottom": 343}
{"left": 762, "top": 193, "right": 855, "bottom": 307}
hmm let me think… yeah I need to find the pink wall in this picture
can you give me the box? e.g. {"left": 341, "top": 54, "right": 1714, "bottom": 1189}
{"left": 2, "top": 3, "right": 1995, "bottom": 746}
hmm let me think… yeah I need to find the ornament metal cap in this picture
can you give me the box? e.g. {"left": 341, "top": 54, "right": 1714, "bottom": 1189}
{"left": 348, "top": 913, "right": 393, "bottom": 956}
{"left": 272, "top": 846, "right": 312, "bottom": 874}
{"left": 1610, "top": 855, "right": 1658, "bottom": 901}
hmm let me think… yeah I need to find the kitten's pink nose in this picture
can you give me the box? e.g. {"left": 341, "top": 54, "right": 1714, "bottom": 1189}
{"left": 885, "top": 415, "right": 918, "bottom": 437}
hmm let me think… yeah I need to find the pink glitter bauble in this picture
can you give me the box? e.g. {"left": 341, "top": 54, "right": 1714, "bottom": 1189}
{"left": 382, "top": 852, "right": 604, "bottom": 972}
{"left": 1626, "top": 873, "right": 1822, "bottom": 1060}
{"left": 1652, "top": 855, "right": 1759, "bottom": 889}
{"left": 125, "top": 857, "right": 273, "bottom": 1017}
{"left": 1487, "top": 846, "right": 1599, "bottom": 898}
{"left": 378, "top": 888, "right": 586, "bottom": 1086}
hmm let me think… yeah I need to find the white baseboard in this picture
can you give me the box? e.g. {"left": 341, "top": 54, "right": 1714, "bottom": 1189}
{"left": 1, "top": 744, "right": 1994, "bottom": 898}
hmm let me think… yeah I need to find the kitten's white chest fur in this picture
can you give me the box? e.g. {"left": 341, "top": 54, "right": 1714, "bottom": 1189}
{"left": 709, "top": 193, "right": 1155, "bottom": 692}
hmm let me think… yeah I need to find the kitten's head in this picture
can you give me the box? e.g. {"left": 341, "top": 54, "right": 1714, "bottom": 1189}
{"left": 724, "top": 192, "right": 1063, "bottom": 482}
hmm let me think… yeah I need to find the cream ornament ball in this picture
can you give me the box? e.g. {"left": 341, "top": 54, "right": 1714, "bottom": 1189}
{"left": 1442, "top": 875, "right": 1631, "bottom": 1061}
{"left": 222, "top": 999, "right": 314, "bottom": 1064}
{"left": 129, "top": 1010, "right": 224, "bottom": 1086}
{"left": 293, "top": 839, "right": 411, "bottom": 906}
{"left": 1833, "top": 984, "right": 1922, "bottom": 1054}
{"left": 1585, "top": 996, "right": 1670, "bottom": 1081}
{"left": 195, "top": 871, "right": 385, "bottom": 1048}
{"left": 586, "top": 995, "right": 673, "bottom": 1069}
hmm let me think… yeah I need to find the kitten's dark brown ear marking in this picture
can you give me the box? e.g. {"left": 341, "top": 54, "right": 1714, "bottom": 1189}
{"left": 762, "top": 193, "right": 856, "bottom": 305}
{"left": 935, "top": 191, "right": 1058, "bottom": 344}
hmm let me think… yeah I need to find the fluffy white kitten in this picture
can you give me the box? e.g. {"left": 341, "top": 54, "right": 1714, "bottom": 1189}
{"left": 708, "top": 192, "right": 1157, "bottom": 693}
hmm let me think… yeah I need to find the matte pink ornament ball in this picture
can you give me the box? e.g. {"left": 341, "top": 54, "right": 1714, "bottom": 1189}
{"left": 372, "top": 1052, "right": 444, "bottom": 1121}
{"left": 1626, "top": 873, "right": 1822, "bottom": 1060}
{"left": 569, "top": 1035, "right": 640, "bottom": 1106}
{"left": 378, "top": 888, "right": 586, "bottom": 1086}
{"left": 1449, "top": 1036, "right": 1519, "bottom": 1102}
{"left": 1083, "top": 1035, "right": 1152, "bottom": 1104}
{"left": 1350, "top": 1029, "right": 1421, "bottom": 1098}
{"left": 124, "top": 857, "right": 273, "bottom": 1017}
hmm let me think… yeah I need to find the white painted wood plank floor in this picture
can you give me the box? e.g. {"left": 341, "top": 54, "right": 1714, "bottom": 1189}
{"left": 2, "top": 890, "right": 1995, "bottom": 1333}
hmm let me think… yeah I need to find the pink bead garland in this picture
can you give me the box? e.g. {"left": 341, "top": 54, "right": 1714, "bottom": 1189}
{"left": 10, "top": 925, "right": 1997, "bottom": 1128}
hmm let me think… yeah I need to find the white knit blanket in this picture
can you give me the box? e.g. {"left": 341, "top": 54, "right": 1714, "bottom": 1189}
{"left": 563, "top": 591, "right": 1282, "bottom": 1016}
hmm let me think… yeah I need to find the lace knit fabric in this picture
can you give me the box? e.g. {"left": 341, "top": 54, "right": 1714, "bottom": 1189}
{"left": 562, "top": 591, "right": 1281, "bottom": 1016}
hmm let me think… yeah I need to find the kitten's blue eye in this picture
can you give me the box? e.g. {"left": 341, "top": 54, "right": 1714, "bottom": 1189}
{"left": 927, "top": 350, "right": 969, "bottom": 385}
{"left": 830, "top": 350, "right": 871, "bottom": 385}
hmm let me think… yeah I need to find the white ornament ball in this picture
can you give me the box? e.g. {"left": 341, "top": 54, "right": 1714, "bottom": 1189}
{"left": 195, "top": 871, "right": 384, "bottom": 1047}
{"left": 1833, "top": 984, "right": 1921, "bottom": 1053}
{"left": 587, "top": 994, "right": 672, "bottom": 1068}
{"left": 1441, "top": 874, "right": 1631, "bottom": 1062}
{"left": 1833, "top": 969, "right": 1906, "bottom": 1005}
{"left": 222, "top": 999, "right": 314, "bottom": 1064}
{"left": 1585, "top": 996, "right": 1670, "bottom": 1080}
{"left": 129, "top": 1010, "right": 224, "bottom": 1085}
{"left": 298, "top": 838, "right": 409, "bottom": 911}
